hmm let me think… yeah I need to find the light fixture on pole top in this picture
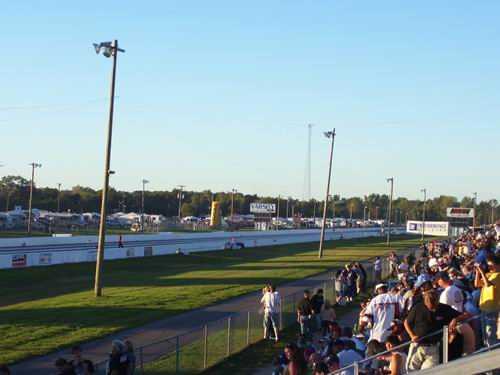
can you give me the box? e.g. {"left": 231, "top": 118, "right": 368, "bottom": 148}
{"left": 93, "top": 39, "right": 125, "bottom": 298}
{"left": 318, "top": 129, "right": 336, "bottom": 259}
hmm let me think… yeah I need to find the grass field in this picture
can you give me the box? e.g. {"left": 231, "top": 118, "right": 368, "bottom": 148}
{"left": 0, "top": 235, "right": 420, "bottom": 364}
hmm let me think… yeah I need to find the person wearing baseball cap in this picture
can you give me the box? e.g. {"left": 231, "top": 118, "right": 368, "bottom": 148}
{"left": 435, "top": 271, "right": 464, "bottom": 312}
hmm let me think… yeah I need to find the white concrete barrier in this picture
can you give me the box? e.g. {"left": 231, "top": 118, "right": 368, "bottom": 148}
{"left": 0, "top": 227, "right": 406, "bottom": 269}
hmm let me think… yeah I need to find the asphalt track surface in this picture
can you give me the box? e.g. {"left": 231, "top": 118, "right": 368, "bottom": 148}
{"left": 0, "top": 231, "right": 320, "bottom": 255}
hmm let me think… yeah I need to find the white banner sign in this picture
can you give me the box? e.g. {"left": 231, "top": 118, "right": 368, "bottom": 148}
{"left": 446, "top": 207, "right": 474, "bottom": 219}
{"left": 250, "top": 203, "right": 276, "bottom": 214}
{"left": 406, "top": 220, "right": 450, "bottom": 237}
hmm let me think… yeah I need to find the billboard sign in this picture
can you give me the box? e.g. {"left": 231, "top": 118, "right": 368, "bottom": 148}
{"left": 39, "top": 253, "right": 52, "bottom": 265}
{"left": 12, "top": 254, "right": 27, "bottom": 267}
{"left": 406, "top": 220, "right": 450, "bottom": 237}
{"left": 446, "top": 207, "right": 474, "bottom": 219}
{"left": 250, "top": 203, "right": 276, "bottom": 214}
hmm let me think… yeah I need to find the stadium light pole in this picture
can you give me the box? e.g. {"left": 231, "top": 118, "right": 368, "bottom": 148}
{"left": 177, "top": 185, "right": 185, "bottom": 220}
{"left": 386, "top": 177, "right": 394, "bottom": 246}
{"left": 472, "top": 192, "right": 478, "bottom": 229}
{"left": 57, "top": 183, "right": 62, "bottom": 213}
{"left": 421, "top": 188, "right": 427, "bottom": 244}
{"left": 93, "top": 39, "right": 125, "bottom": 298}
{"left": 490, "top": 200, "right": 497, "bottom": 224}
{"left": 318, "top": 129, "right": 336, "bottom": 259}
{"left": 27, "top": 162, "right": 42, "bottom": 235}
{"left": 141, "top": 179, "right": 149, "bottom": 231}
{"left": 276, "top": 194, "right": 280, "bottom": 220}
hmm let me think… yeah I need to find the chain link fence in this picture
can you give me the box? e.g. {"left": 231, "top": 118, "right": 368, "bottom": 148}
{"left": 95, "top": 246, "right": 418, "bottom": 374}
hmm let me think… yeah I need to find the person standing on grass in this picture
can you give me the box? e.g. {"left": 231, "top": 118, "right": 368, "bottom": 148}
{"left": 261, "top": 284, "right": 281, "bottom": 342}
{"left": 310, "top": 289, "right": 324, "bottom": 331}
{"left": 297, "top": 290, "right": 314, "bottom": 338}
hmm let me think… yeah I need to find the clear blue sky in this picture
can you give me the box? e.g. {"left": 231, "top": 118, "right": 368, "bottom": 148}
{"left": 1, "top": 1, "right": 498, "bottom": 201}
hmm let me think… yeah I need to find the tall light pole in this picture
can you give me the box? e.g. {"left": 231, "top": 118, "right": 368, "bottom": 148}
{"left": 177, "top": 185, "right": 185, "bottom": 219}
{"left": 363, "top": 206, "right": 367, "bottom": 221}
{"left": 93, "top": 39, "right": 125, "bottom": 297}
{"left": 386, "top": 177, "right": 394, "bottom": 246}
{"left": 230, "top": 188, "right": 237, "bottom": 218}
{"left": 286, "top": 197, "right": 290, "bottom": 220}
{"left": 421, "top": 188, "right": 427, "bottom": 244}
{"left": 318, "top": 129, "right": 336, "bottom": 259}
{"left": 141, "top": 179, "right": 149, "bottom": 231}
{"left": 490, "top": 200, "right": 497, "bottom": 224}
{"left": 276, "top": 195, "right": 280, "bottom": 220}
{"left": 27, "top": 162, "right": 42, "bottom": 235}
{"left": 472, "top": 192, "right": 478, "bottom": 229}
{"left": 57, "top": 183, "right": 62, "bottom": 213}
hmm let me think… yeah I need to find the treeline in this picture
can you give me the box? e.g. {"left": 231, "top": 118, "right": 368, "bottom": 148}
{"left": 0, "top": 175, "right": 498, "bottom": 225}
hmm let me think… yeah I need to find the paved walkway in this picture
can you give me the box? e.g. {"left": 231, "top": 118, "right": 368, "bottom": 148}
{"left": 10, "top": 270, "right": 335, "bottom": 374}
{"left": 252, "top": 308, "right": 362, "bottom": 375}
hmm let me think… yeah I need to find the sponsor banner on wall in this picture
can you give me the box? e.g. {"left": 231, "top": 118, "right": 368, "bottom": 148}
{"left": 446, "top": 207, "right": 474, "bottom": 219}
{"left": 12, "top": 254, "right": 27, "bottom": 267}
{"left": 144, "top": 246, "right": 153, "bottom": 256}
{"left": 39, "top": 253, "right": 52, "bottom": 265}
{"left": 126, "top": 248, "right": 135, "bottom": 257}
{"left": 406, "top": 220, "right": 450, "bottom": 237}
{"left": 87, "top": 250, "right": 97, "bottom": 262}
{"left": 250, "top": 203, "right": 276, "bottom": 214}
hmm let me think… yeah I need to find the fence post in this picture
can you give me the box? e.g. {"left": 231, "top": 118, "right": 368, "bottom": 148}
{"left": 226, "top": 316, "right": 232, "bottom": 357}
{"left": 139, "top": 347, "right": 144, "bottom": 374}
{"left": 443, "top": 325, "right": 449, "bottom": 364}
{"left": 353, "top": 361, "right": 359, "bottom": 375}
{"left": 246, "top": 311, "right": 251, "bottom": 345}
{"left": 175, "top": 335, "right": 180, "bottom": 373}
{"left": 203, "top": 325, "right": 208, "bottom": 369}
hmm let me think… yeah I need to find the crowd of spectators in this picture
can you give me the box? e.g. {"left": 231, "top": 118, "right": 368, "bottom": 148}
{"left": 52, "top": 339, "right": 136, "bottom": 375}
{"left": 270, "top": 223, "right": 500, "bottom": 375}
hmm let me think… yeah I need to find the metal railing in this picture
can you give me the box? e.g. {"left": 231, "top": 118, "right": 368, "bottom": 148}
{"left": 331, "top": 308, "right": 500, "bottom": 375}
{"left": 94, "top": 246, "right": 418, "bottom": 374}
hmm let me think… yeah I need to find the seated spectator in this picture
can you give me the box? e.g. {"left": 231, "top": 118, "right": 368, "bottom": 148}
{"left": 382, "top": 335, "right": 407, "bottom": 375}
{"left": 340, "top": 326, "right": 366, "bottom": 353}
{"left": 337, "top": 339, "right": 363, "bottom": 373}
{"left": 312, "top": 362, "right": 329, "bottom": 375}
{"left": 283, "top": 342, "right": 307, "bottom": 375}
{"left": 70, "top": 345, "right": 95, "bottom": 375}
{"left": 55, "top": 358, "right": 76, "bottom": 375}
{"left": 325, "top": 354, "right": 340, "bottom": 373}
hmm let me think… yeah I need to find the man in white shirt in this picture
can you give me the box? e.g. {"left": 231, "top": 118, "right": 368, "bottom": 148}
{"left": 260, "top": 285, "right": 281, "bottom": 341}
{"left": 361, "top": 284, "right": 403, "bottom": 348}
{"left": 435, "top": 271, "right": 464, "bottom": 312}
